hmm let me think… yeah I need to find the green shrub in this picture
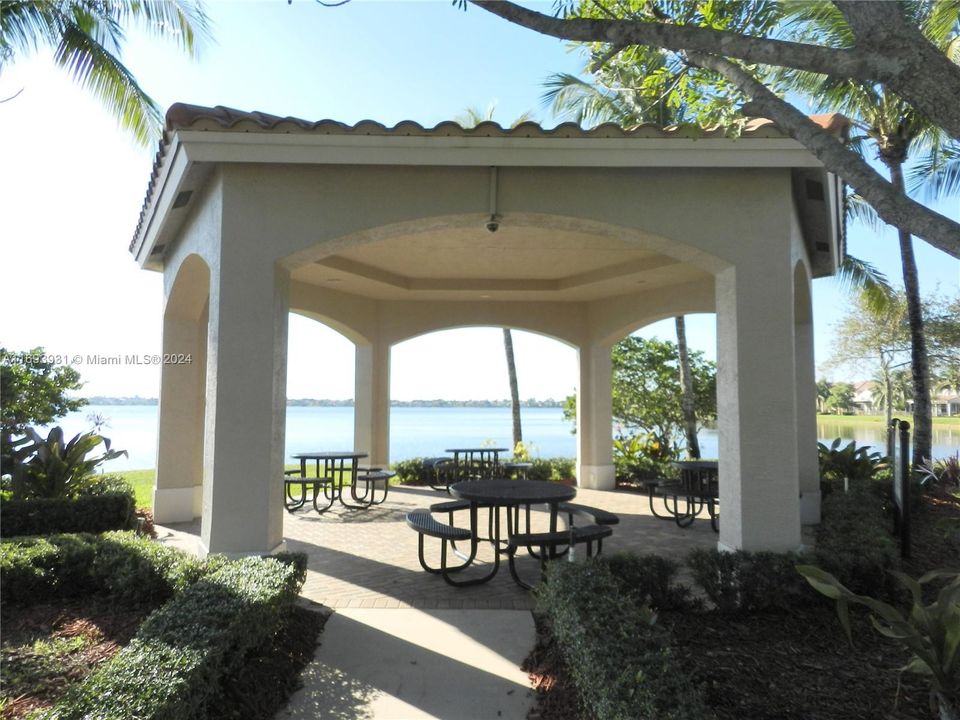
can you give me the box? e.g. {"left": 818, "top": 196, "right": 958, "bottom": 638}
{"left": 0, "top": 531, "right": 203, "bottom": 604}
{"left": 526, "top": 457, "right": 575, "bottom": 483}
{"left": 42, "top": 555, "right": 306, "bottom": 720}
{"left": 537, "top": 559, "right": 710, "bottom": 720}
{"left": 815, "top": 483, "right": 898, "bottom": 597}
{"left": 686, "top": 549, "right": 810, "bottom": 612}
{"left": 0, "top": 533, "right": 101, "bottom": 601}
{"left": 818, "top": 438, "right": 887, "bottom": 487}
{"left": 1, "top": 479, "right": 135, "bottom": 537}
{"left": 606, "top": 552, "right": 697, "bottom": 611}
{"left": 392, "top": 457, "right": 426, "bottom": 485}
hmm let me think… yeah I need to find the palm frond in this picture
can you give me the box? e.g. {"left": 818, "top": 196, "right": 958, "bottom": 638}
{"left": 907, "top": 142, "right": 960, "bottom": 202}
{"left": 103, "top": 0, "right": 211, "bottom": 57}
{"left": 0, "top": 0, "right": 63, "bottom": 61}
{"left": 846, "top": 192, "right": 888, "bottom": 234}
{"left": 541, "top": 72, "right": 633, "bottom": 127}
{"left": 921, "top": 0, "right": 960, "bottom": 52}
{"left": 835, "top": 255, "right": 896, "bottom": 315}
{"left": 454, "top": 102, "right": 536, "bottom": 130}
{"left": 54, "top": 20, "right": 162, "bottom": 145}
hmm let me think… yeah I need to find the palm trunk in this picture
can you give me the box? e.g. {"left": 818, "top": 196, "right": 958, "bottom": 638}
{"left": 503, "top": 328, "right": 522, "bottom": 447}
{"left": 675, "top": 316, "right": 701, "bottom": 459}
{"left": 884, "top": 369, "right": 893, "bottom": 429}
{"left": 888, "top": 160, "right": 933, "bottom": 467}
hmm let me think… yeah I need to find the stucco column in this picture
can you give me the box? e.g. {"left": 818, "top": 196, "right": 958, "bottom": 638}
{"left": 577, "top": 342, "right": 615, "bottom": 490}
{"left": 795, "top": 283, "right": 820, "bottom": 525}
{"left": 354, "top": 341, "right": 390, "bottom": 467}
{"left": 200, "top": 261, "right": 289, "bottom": 556}
{"left": 154, "top": 304, "right": 208, "bottom": 522}
{"left": 716, "top": 265, "right": 802, "bottom": 552}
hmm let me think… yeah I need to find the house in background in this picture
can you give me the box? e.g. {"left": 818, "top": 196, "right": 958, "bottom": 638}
{"left": 908, "top": 387, "right": 960, "bottom": 417}
{"left": 852, "top": 381, "right": 877, "bottom": 415}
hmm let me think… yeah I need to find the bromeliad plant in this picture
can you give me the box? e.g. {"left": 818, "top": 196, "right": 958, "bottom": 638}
{"left": 818, "top": 438, "right": 887, "bottom": 491}
{"left": 9, "top": 426, "right": 127, "bottom": 500}
{"left": 797, "top": 565, "right": 960, "bottom": 720}
{"left": 920, "top": 453, "right": 960, "bottom": 490}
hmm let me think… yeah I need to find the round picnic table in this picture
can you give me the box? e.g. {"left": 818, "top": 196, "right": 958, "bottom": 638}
{"left": 444, "top": 446, "right": 509, "bottom": 482}
{"left": 443, "top": 479, "right": 577, "bottom": 586}
{"left": 288, "top": 451, "right": 369, "bottom": 513}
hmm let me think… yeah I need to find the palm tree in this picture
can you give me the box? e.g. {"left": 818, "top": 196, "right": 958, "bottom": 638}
{"left": 675, "top": 316, "right": 700, "bottom": 458}
{"left": 871, "top": 368, "right": 913, "bottom": 426}
{"left": 780, "top": 2, "right": 959, "bottom": 466}
{"left": 816, "top": 379, "right": 833, "bottom": 415}
{"left": 1, "top": 0, "right": 210, "bottom": 146}
{"left": 455, "top": 104, "right": 535, "bottom": 451}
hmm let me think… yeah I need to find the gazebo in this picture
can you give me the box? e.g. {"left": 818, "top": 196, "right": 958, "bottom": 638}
{"left": 134, "top": 103, "right": 845, "bottom": 556}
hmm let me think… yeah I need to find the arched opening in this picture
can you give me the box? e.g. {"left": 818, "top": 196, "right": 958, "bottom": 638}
{"left": 390, "top": 327, "right": 578, "bottom": 461}
{"left": 154, "top": 254, "right": 210, "bottom": 524}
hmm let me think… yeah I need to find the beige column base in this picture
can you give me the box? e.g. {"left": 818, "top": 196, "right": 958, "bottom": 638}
{"left": 197, "top": 538, "right": 288, "bottom": 560}
{"left": 577, "top": 464, "right": 616, "bottom": 490}
{"left": 153, "top": 485, "right": 202, "bottom": 523}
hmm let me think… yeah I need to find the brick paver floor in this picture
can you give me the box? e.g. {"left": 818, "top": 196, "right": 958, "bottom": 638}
{"left": 162, "top": 484, "right": 719, "bottom": 610}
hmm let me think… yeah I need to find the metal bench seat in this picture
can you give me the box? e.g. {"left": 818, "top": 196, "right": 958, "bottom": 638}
{"left": 406, "top": 509, "right": 497, "bottom": 587}
{"left": 643, "top": 479, "right": 719, "bottom": 531}
{"left": 351, "top": 470, "right": 393, "bottom": 506}
{"left": 507, "top": 524, "right": 612, "bottom": 590}
{"left": 422, "top": 456, "right": 456, "bottom": 492}
{"left": 557, "top": 502, "right": 620, "bottom": 526}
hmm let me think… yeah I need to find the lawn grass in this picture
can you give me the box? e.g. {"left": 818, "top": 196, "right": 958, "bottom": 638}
{"left": 817, "top": 413, "right": 960, "bottom": 427}
{"left": 114, "top": 465, "right": 396, "bottom": 511}
{"left": 114, "top": 469, "right": 154, "bottom": 509}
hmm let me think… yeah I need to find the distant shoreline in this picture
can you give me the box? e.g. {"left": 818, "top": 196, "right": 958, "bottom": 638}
{"left": 83, "top": 396, "right": 566, "bottom": 409}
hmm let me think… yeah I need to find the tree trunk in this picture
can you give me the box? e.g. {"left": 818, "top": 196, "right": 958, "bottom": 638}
{"left": 883, "top": 369, "right": 893, "bottom": 429}
{"left": 675, "top": 316, "right": 701, "bottom": 459}
{"left": 503, "top": 328, "right": 522, "bottom": 447}
{"left": 888, "top": 160, "right": 933, "bottom": 466}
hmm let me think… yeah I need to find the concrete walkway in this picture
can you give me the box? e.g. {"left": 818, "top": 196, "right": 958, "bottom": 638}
{"left": 278, "top": 608, "right": 535, "bottom": 720}
{"left": 159, "top": 485, "right": 719, "bottom": 719}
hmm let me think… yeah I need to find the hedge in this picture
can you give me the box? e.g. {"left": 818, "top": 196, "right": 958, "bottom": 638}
{"left": 40, "top": 555, "right": 306, "bottom": 720}
{"left": 391, "top": 456, "right": 577, "bottom": 485}
{"left": 814, "top": 481, "right": 899, "bottom": 597}
{"left": 536, "top": 558, "right": 711, "bottom": 720}
{"left": 0, "top": 531, "right": 206, "bottom": 604}
{"left": 685, "top": 549, "right": 811, "bottom": 613}
{"left": 1, "top": 491, "right": 136, "bottom": 537}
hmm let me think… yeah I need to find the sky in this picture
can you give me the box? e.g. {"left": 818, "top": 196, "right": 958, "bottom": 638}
{"left": 1, "top": 0, "right": 957, "bottom": 402}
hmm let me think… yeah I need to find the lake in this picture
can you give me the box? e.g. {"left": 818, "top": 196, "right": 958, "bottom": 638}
{"left": 44, "top": 405, "right": 958, "bottom": 471}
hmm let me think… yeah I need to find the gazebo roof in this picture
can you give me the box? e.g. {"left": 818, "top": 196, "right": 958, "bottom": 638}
{"left": 132, "top": 103, "right": 847, "bottom": 273}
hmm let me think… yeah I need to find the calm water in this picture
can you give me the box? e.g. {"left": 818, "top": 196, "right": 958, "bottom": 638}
{"left": 43, "top": 405, "right": 957, "bottom": 471}
{"left": 817, "top": 419, "right": 959, "bottom": 460}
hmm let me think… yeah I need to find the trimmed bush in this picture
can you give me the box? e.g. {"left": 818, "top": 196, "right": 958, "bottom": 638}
{"left": 685, "top": 549, "right": 810, "bottom": 612}
{"left": 1, "top": 486, "right": 135, "bottom": 537}
{"left": 526, "top": 457, "right": 576, "bottom": 483}
{"left": 41, "top": 555, "right": 306, "bottom": 720}
{"left": 537, "top": 559, "right": 710, "bottom": 720}
{"left": 814, "top": 482, "right": 898, "bottom": 597}
{"left": 392, "top": 457, "right": 427, "bottom": 485}
{"left": 606, "top": 552, "right": 698, "bottom": 611}
{"left": 0, "top": 531, "right": 203, "bottom": 604}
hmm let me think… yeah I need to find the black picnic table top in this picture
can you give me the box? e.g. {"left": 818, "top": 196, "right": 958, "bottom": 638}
{"left": 450, "top": 478, "right": 576, "bottom": 506}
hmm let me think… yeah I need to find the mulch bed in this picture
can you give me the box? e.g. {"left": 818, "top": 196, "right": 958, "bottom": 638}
{"left": 523, "top": 484, "right": 959, "bottom": 720}
{"left": 666, "top": 608, "right": 929, "bottom": 720}
{"left": 1, "top": 596, "right": 328, "bottom": 720}
{"left": 1, "top": 598, "right": 157, "bottom": 719}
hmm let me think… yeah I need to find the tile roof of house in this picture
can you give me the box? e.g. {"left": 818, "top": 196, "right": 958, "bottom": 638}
{"left": 132, "top": 103, "right": 851, "bottom": 253}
